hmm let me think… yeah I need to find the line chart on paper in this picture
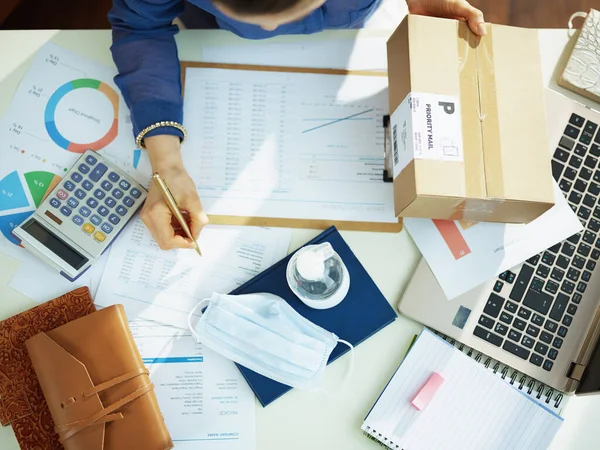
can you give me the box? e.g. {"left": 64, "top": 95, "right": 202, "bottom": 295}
{"left": 302, "top": 108, "right": 374, "bottom": 133}
{"left": 182, "top": 66, "right": 397, "bottom": 226}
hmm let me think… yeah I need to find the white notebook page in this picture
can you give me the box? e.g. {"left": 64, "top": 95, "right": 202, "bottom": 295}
{"left": 363, "top": 330, "right": 563, "bottom": 450}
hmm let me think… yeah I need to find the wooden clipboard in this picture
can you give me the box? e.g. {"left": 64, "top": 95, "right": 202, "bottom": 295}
{"left": 180, "top": 61, "right": 402, "bottom": 233}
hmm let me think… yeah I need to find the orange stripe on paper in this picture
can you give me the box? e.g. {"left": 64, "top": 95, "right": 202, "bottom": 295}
{"left": 432, "top": 219, "right": 471, "bottom": 260}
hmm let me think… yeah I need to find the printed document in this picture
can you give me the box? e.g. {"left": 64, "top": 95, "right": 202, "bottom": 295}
{"left": 95, "top": 217, "right": 292, "bottom": 328}
{"left": 131, "top": 321, "right": 255, "bottom": 450}
{"left": 182, "top": 67, "right": 396, "bottom": 224}
{"left": 404, "top": 181, "right": 583, "bottom": 299}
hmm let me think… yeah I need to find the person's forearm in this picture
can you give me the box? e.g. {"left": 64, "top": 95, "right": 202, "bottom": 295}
{"left": 109, "top": 0, "right": 186, "bottom": 140}
{"left": 145, "top": 135, "right": 184, "bottom": 172}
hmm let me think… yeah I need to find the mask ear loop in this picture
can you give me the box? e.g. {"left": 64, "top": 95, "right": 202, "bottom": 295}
{"left": 312, "top": 339, "right": 355, "bottom": 397}
{"left": 188, "top": 298, "right": 210, "bottom": 342}
{"left": 337, "top": 339, "right": 355, "bottom": 389}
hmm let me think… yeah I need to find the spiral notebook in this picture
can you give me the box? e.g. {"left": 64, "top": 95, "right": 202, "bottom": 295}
{"left": 430, "top": 330, "right": 568, "bottom": 415}
{"left": 362, "top": 330, "right": 564, "bottom": 450}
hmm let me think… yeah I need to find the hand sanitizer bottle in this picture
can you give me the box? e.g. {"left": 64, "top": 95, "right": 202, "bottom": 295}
{"left": 286, "top": 242, "right": 350, "bottom": 309}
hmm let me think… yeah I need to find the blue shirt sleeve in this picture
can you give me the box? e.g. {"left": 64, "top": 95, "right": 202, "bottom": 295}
{"left": 109, "top": 0, "right": 185, "bottom": 141}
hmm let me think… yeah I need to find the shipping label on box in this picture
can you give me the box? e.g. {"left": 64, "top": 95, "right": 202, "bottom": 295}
{"left": 391, "top": 92, "right": 464, "bottom": 178}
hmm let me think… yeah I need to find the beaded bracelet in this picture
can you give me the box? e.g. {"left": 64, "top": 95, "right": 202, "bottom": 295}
{"left": 135, "top": 121, "right": 188, "bottom": 149}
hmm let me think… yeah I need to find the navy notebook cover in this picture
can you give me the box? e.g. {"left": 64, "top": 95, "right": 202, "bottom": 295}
{"left": 229, "top": 226, "right": 398, "bottom": 407}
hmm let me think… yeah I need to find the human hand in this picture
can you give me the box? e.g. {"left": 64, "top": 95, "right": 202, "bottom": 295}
{"left": 142, "top": 135, "right": 209, "bottom": 250}
{"left": 406, "top": 0, "right": 486, "bottom": 36}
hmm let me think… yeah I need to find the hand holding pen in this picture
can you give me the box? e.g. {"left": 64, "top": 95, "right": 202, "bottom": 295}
{"left": 152, "top": 172, "right": 203, "bottom": 256}
{"left": 138, "top": 136, "right": 209, "bottom": 253}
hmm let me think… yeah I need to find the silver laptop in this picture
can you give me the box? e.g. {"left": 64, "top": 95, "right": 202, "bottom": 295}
{"left": 400, "top": 88, "right": 600, "bottom": 395}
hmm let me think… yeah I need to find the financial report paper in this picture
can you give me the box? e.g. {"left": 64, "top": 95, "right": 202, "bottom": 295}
{"left": 131, "top": 320, "right": 256, "bottom": 450}
{"left": 182, "top": 67, "right": 396, "bottom": 224}
{"left": 95, "top": 217, "right": 292, "bottom": 329}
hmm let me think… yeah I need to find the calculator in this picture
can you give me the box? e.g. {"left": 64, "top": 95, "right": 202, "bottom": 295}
{"left": 13, "top": 150, "right": 147, "bottom": 281}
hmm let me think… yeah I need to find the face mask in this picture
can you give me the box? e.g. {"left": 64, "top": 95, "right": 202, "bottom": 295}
{"left": 188, "top": 292, "right": 353, "bottom": 391}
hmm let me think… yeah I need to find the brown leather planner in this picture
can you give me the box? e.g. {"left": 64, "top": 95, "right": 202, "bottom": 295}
{"left": 26, "top": 304, "right": 173, "bottom": 450}
{"left": 0, "top": 286, "right": 96, "bottom": 450}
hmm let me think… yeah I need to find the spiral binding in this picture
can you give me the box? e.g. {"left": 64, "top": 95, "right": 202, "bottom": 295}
{"left": 430, "top": 329, "right": 568, "bottom": 413}
{"left": 363, "top": 426, "right": 404, "bottom": 450}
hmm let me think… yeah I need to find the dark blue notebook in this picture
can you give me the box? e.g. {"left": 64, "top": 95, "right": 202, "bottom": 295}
{"left": 229, "top": 226, "right": 398, "bottom": 407}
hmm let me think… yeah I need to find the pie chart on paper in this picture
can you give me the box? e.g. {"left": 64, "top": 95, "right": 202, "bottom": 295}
{"left": 0, "top": 170, "right": 61, "bottom": 246}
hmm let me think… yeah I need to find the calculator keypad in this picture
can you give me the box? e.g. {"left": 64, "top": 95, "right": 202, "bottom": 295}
{"left": 40, "top": 150, "right": 146, "bottom": 249}
{"left": 90, "top": 215, "right": 102, "bottom": 226}
{"left": 89, "top": 163, "right": 107, "bottom": 182}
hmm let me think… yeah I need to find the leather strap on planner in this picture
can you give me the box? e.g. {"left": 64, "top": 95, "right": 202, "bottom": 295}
{"left": 57, "top": 382, "right": 155, "bottom": 442}
{"left": 55, "top": 368, "right": 151, "bottom": 442}
{"left": 26, "top": 305, "right": 173, "bottom": 450}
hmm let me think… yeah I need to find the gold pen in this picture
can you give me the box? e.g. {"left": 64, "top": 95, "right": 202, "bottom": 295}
{"left": 152, "top": 172, "right": 202, "bottom": 257}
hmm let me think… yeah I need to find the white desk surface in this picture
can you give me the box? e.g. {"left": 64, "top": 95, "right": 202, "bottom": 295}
{"left": 0, "top": 27, "right": 598, "bottom": 450}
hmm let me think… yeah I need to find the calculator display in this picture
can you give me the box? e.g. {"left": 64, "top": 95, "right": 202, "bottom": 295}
{"left": 21, "top": 219, "right": 88, "bottom": 270}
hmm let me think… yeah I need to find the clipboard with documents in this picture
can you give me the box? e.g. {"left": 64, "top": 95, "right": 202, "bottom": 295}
{"left": 180, "top": 61, "right": 402, "bottom": 232}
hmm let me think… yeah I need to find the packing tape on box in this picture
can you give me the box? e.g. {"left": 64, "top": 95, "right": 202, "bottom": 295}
{"left": 457, "top": 23, "right": 504, "bottom": 204}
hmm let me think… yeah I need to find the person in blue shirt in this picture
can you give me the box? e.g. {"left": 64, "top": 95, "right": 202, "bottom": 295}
{"left": 109, "top": 0, "right": 486, "bottom": 251}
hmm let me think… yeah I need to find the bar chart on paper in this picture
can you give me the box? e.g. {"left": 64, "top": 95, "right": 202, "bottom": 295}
{"left": 432, "top": 220, "right": 478, "bottom": 260}
{"left": 182, "top": 65, "right": 398, "bottom": 228}
{"left": 0, "top": 43, "right": 146, "bottom": 186}
{"left": 404, "top": 183, "right": 582, "bottom": 298}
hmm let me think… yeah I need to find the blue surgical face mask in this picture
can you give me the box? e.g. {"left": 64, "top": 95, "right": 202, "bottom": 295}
{"left": 188, "top": 292, "right": 353, "bottom": 391}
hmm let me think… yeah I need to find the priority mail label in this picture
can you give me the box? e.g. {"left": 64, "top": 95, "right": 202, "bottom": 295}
{"left": 390, "top": 92, "right": 463, "bottom": 179}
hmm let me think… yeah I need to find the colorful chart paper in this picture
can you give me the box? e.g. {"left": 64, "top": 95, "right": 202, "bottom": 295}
{"left": 432, "top": 219, "right": 472, "bottom": 260}
{"left": 0, "top": 171, "right": 30, "bottom": 211}
{"left": 24, "top": 171, "right": 61, "bottom": 207}
{"left": 0, "top": 211, "right": 33, "bottom": 246}
{"left": 0, "top": 43, "right": 148, "bottom": 187}
{"left": 133, "top": 149, "right": 141, "bottom": 169}
{"left": 45, "top": 78, "right": 119, "bottom": 153}
{"left": 0, "top": 170, "right": 60, "bottom": 246}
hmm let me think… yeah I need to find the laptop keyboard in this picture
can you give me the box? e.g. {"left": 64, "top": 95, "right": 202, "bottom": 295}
{"left": 474, "top": 112, "right": 600, "bottom": 373}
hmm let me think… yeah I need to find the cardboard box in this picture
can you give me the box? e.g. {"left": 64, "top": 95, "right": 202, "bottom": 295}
{"left": 387, "top": 15, "right": 555, "bottom": 223}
